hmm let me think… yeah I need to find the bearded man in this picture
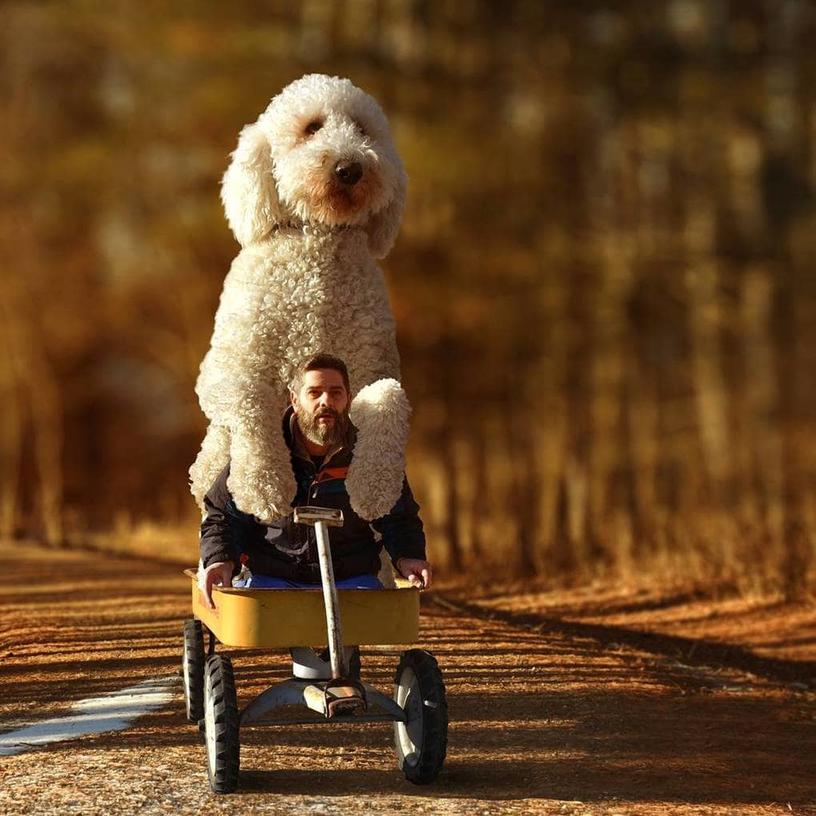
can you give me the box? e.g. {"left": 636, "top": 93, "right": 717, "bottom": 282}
{"left": 198, "top": 353, "right": 431, "bottom": 609}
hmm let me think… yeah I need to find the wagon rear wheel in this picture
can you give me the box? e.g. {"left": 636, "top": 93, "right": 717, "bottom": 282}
{"left": 393, "top": 649, "right": 448, "bottom": 784}
{"left": 182, "top": 619, "right": 205, "bottom": 723}
{"left": 204, "top": 654, "right": 240, "bottom": 793}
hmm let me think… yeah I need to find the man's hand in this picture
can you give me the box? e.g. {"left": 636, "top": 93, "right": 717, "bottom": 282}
{"left": 396, "top": 558, "right": 432, "bottom": 589}
{"left": 198, "top": 560, "right": 234, "bottom": 609}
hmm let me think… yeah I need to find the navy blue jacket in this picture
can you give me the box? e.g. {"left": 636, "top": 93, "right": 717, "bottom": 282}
{"left": 199, "top": 407, "right": 426, "bottom": 581}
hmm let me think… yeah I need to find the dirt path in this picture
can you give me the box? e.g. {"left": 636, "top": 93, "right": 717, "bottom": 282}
{"left": 0, "top": 541, "right": 814, "bottom": 815}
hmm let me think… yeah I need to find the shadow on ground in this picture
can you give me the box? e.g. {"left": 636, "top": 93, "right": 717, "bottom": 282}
{"left": 3, "top": 543, "right": 814, "bottom": 808}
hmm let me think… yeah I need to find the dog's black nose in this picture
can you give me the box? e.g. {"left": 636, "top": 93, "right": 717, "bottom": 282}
{"left": 334, "top": 161, "right": 363, "bottom": 186}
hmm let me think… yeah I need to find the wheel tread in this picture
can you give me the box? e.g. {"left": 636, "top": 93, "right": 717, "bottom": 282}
{"left": 393, "top": 648, "right": 448, "bottom": 784}
{"left": 204, "top": 654, "right": 240, "bottom": 793}
{"left": 182, "top": 619, "right": 205, "bottom": 722}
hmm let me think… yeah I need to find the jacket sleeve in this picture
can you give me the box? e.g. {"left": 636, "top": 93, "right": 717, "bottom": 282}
{"left": 371, "top": 477, "right": 427, "bottom": 568}
{"left": 199, "top": 465, "right": 240, "bottom": 572}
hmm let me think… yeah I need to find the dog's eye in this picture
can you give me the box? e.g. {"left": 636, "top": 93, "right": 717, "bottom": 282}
{"left": 353, "top": 120, "right": 368, "bottom": 137}
{"left": 304, "top": 120, "right": 323, "bottom": 136}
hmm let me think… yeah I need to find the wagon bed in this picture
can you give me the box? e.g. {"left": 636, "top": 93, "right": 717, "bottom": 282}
{"left": 185, "top": 569, "right": 420, "bottom": 648}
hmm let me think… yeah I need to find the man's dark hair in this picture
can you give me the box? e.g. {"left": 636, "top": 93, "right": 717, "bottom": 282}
{"left": 291, "top": 353, "right": 351, "bottom": 394}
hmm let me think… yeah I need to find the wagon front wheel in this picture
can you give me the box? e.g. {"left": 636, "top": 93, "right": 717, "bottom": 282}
{"left": 204, "top": 654, "right": 240, "bottom": 793}
{"left": 182, "top": 619, "right": 205, "bottom": 723}
{"left": 393, "top": 649, "right": 448, "bottom": 784}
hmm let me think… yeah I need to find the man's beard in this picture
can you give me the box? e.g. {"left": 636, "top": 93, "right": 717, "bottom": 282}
{"left": 298, "top": 406, "right": 350, "bottom": 448}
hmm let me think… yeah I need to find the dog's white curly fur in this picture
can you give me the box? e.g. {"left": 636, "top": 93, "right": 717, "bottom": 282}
{"left": 346, "top": 378, "right": 411, "bottom": 521}
{"left": 189, "top": 74, "right": 410, "bottom": 523}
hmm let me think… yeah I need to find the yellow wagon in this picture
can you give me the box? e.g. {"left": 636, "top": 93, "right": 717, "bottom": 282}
{"left": 181, "top": 506, "right": 448, "bottom": 794}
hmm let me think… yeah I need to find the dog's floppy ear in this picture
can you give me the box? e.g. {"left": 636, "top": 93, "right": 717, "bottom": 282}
{"left": 220, "top": 123, "right": 282, "bottom": 247}
{"left": 365, "top": 165, "right": 406, "bottom": 259}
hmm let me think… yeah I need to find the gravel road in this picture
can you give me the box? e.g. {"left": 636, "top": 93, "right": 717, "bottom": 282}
{"left": 0, "top": 542, "right": 813, "bottom": 815}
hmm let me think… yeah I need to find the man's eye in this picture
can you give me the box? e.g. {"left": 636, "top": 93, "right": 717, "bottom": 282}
{"left": 304, "top": 120, "right": 323, "bottom": 136}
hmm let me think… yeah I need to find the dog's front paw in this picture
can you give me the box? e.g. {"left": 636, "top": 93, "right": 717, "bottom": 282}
{"left": 346, "top": 458, "right": 404, "bottom": 521}
{"left": 227, "top": 465, "right": 294, "bottom": 524}
{"left": 347, "top": 379, "right": 411, "bottom": 520}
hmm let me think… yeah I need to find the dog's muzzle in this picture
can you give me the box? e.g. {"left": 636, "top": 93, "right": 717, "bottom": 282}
{"left": 334, "top": 161, "right": 363, "bottom": 186}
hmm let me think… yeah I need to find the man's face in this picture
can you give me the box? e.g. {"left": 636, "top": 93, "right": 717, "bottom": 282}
{"left": 290, "top": 368, "right": 350, "bottom": 448}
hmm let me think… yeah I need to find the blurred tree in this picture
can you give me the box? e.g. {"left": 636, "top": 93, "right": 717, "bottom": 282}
{"left": 0, "top": 0, "right": 814, "bottom": 593}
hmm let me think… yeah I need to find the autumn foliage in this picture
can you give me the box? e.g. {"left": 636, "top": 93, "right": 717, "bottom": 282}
{"left": 1, "top": 2, "right": 815, "bottom": 596}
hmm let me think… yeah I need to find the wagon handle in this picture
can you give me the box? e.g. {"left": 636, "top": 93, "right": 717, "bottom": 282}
{"left": 294, "top": 506, "right": 346, "bottom": 679}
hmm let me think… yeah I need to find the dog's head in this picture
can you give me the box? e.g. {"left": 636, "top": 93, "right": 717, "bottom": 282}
{"left": 221, "top": 74, "right": 406, "bottom": 258}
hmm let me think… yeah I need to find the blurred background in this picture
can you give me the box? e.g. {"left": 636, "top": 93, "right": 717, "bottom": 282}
{"left": 1, "top": 0, "right": 815, "bottom": 595}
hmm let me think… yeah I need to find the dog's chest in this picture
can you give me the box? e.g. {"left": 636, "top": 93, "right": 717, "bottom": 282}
{"left": 277, "top": 236, "right": 388, "bottom": 325}
{"left": 257, "top": 231, "right": 396, "bottom": 369}
{"left": 293, "top": 261, "right": 387, "bottom": 336}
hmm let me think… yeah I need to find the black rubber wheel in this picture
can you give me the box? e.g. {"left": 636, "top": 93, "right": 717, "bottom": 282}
{"left": 203, "top": 654, "right": 240, "bottom": 794}
{"left": 349, "top": 646, "right": 361, "bottom": 680}
{"left": 393, "top": 649, "right": 448, "bottom": 784}
{"left": 182, "top": 619, "right": 205, "bottom": 723}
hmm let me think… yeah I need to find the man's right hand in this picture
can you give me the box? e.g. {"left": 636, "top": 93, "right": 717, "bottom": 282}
{"left": 198, "top": 560, "right": 235, "bottom": 609}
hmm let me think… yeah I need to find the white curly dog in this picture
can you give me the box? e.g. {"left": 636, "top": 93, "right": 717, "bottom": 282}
{"left": 189, "top": 74, "right": 411, "bottom": 524}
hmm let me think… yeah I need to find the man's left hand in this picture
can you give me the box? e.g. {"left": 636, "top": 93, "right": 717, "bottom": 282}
{"left": 396, "top": 558, "right": 433, "bottom": 589}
